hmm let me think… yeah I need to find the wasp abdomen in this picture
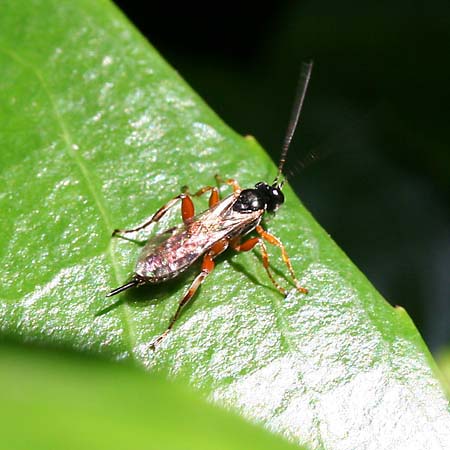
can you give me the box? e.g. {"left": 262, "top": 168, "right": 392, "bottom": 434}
{"left": 135, "top": 228, "right": 204, "bottom": 283}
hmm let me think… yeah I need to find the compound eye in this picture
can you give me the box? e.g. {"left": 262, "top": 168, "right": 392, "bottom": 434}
{"left": 266, "top": 187, "right": 284, "bottom": 212}
{"left": 273, "top": 187, "right": 284, "bottom": 200}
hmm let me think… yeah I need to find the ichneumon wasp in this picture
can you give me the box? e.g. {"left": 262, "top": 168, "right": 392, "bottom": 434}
{"left": 108, "top": 62, "right": 313, "bottom": 348}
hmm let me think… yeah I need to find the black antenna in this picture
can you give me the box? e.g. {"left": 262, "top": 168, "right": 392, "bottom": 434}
{"left": 274, "top": 61, "right": 313, "bottom": 186}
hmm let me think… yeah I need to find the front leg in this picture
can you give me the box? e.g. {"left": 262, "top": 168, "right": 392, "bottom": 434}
{"left": 256, "top": 225, "right": 308, "bottom": 294}
{"left": 231, "top": 236, "right": 287, "bottom": 296}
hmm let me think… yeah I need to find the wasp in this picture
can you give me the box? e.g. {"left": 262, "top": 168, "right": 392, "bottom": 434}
{"left": 107, "top": 62, "right": 313, "bottom": 348}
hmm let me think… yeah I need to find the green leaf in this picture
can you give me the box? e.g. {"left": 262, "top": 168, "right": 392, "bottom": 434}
{"left": 0, "top": 1, "right": 449, "bottom": 449}
{"left": 0, "top": 342, "right": 302, "bottom": 450}
{"left": 437, "top": 348, "right": 450, "bottom": 396}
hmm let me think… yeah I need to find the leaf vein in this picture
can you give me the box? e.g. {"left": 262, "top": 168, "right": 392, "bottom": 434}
{"left": 0, "top": 46, "right": 137, "bottom": 359}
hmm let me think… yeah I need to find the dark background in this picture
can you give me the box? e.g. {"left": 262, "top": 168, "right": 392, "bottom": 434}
{"left": 114, "top": 1, "right": 450, "bottom": 353}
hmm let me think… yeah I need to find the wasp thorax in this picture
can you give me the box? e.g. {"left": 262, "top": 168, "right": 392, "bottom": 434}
{"left": 233, "top": 182, "right": 285, "bottom": 213}
{"left": 233, "top": 189, "right": 264, "bottom": 213}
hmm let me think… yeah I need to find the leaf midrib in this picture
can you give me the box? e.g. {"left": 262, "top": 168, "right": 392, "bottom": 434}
{"left": 0, "top": 46, "right": 137, "bottom": 359}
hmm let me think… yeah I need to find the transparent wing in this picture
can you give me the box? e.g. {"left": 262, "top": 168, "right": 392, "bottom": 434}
{"left": 136, "top": 193, "right": 264, "bottom": 281}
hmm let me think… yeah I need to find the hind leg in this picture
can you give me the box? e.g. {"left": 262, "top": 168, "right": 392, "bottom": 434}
{"left": 150, "top": 240, "right": 228, "bottom": 349}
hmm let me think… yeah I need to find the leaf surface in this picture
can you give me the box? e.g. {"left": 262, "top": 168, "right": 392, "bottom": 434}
{"left": 0, "top": 343, "right": 303, "bottom": 450}
{"left": 0, "top": 1, "right": 449, "bottom": 449}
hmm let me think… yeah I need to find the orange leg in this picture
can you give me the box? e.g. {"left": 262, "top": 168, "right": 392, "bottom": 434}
{"left": 256, "top": 225, "right": 308, "bottom": 294}
{"left": 112, "top": 193, "right": 196, "bottom": 237}
{"left": 151, "top": 239, "right": 228, "bottom": 349}
{"left": 231, "top": 236, "right": 259, "bottom": 252}
{"left": 180, "top": 194, "right": 195, "bottom": 222}
{"left": 113, "top": 180, "right": 223, "bottom": 237}
{"left": 231, "top": 237, "right": 287, "bottom": 295}
{"left": 192, "top": 185, "right": 220, "bottom": 207}
{"left": 215, "top": 174, "right": 241, "bottom": 192}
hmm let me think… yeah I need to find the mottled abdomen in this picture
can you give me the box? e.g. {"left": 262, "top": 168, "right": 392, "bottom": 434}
{"left": 134, "top": 226, "right": 209, "bottom": 283}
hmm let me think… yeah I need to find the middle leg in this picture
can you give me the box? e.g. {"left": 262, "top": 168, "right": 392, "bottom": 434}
{"left": 192, "top": 185, "right": 221, "bottom": 207}
{"left": 113, "top": 192, "right": 196, "bottom": 237}
{"left": 214, "top": 174, "right": 241, "bottom": 193}
{"left": 113, "top": 177, "right": 223, "bottom": 238}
